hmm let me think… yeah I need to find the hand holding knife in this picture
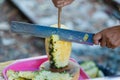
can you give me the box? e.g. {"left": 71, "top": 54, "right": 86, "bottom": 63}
{"left": 11, "top": 21, "right": 94, "bottom": 45}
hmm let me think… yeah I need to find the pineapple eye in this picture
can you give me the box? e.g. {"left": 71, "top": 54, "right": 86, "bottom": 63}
{"left": 55, "top": 49, "right": 57, "bottom": 51}
{"left": 54, "top": 41, "right": 56, "bottom": 44}
{"left": 49, "top": 44, "right": 52, "bottom": 49}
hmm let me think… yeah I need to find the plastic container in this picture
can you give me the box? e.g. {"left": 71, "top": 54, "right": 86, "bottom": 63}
{"left": 2, "top": 55, "right": 89, "bottom": 80}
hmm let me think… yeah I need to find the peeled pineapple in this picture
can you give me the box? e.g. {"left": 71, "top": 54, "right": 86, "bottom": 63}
{"left": 45, "top": 24, "right": 72, "bottom": 69}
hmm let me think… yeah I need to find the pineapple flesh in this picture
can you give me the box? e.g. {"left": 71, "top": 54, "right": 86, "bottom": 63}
{"left": 45, "top": 24, "right": 72, "bottom": 69}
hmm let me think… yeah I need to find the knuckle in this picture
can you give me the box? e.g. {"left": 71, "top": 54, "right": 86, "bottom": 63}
{"left": 112, "top": 42, "right": 118, "bottom": 47}
{"left": 101, "top": 43, "right": 105, "bottom": 47}
{"left": 107, "top": 45, "right": 111, "bottom": 48}
{"left": 106, "top": 35, "right": 110, "bottom": 39}
{"left": 114, "top": 44, "right": 118, "bottom": 47}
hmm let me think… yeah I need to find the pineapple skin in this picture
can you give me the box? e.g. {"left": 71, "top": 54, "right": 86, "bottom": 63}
{"left": 45, "top": 24, "right": 72, "bottom": 69}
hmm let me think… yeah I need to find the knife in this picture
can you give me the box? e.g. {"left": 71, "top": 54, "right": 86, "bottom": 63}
{"left": 11, "top": 21, "right": 94, "bottom": 45}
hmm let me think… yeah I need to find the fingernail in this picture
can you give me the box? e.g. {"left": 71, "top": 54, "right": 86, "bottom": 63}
{"left": 58, "top": 5, "right": 63, "bottom": 7}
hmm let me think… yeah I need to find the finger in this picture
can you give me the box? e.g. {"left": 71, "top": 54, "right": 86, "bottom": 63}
{"left": 57, "top": 0, "right": 64, "bottom": 4}
{"left": 106, "top": 40, "right": 113, "bottom": 48}
{"left": 53, "top": 0, "right": 64, "bottom": 8}
{"left": 118, "top": 40, "right": 120, "bottom": 48}
{"left": 105, "top": 36, "right": 115, "bottom": 49}
{"left": 111, "top": 39, "right": 120, "bottom": 49}
{"left": 93, "top": 33, "right": 102, "bottom": 45}
{"left": 57, "top": 4, "right": 64, "bottom": 8}
{"left": 57, "top": 0, "right": 63, "bottom": 3}
{"left": 58, "top": 0, "right": 73, "bottom": 7}
{"left": 108, "top": 35, "right": 119, "bottom": 49}
{"left": 64, "top": 0, "right": 73, "bottom": 6}
{"left": 63, "top": 2, "right": 69, "bottom": 7}
{"left": 100, "top": 37, "right": 106, "bottom": 47}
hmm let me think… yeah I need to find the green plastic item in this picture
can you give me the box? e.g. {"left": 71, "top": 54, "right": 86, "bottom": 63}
{"left": 80, "top": 61, "right": 104, "bottom": 78}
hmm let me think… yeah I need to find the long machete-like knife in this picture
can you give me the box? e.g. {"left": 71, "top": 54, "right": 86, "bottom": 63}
{"left": 11, "top": 21, "right": 94, "bottom": 45}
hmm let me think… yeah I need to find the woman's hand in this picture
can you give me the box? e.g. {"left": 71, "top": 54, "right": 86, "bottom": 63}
{"left": 52, "top": 0, "right": 74, "bottom": 8}
{"left": 93, "top": 26, "right": 120, "bottom": 49}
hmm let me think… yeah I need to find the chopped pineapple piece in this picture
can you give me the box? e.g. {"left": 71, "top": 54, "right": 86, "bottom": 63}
{"left": 33, "top": 70, "right": 72, "bottom": 80}
{"left": 7, "top": 70, "right": 19, "bottom": 80}
{"left": 18, "top": 71, "right": 38, "bottom": 79}
{"left": 7, "top": 70, "right": 72, "bottom": 80}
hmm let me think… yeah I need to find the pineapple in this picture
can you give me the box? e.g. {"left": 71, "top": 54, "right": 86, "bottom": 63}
{"left": 33, "top": 70, "right": 72, "bottom": 80}
{"left": 45, "top": 24, "right": 72, "bottom": 69}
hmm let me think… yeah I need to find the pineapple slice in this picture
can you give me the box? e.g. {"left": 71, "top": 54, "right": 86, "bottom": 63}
{"left": 45, "top": 24, "right": 72, "bottom": 68}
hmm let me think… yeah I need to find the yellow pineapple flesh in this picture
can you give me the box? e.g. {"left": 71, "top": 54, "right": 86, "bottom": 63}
{"left": 45, "top": 24, "right": 72, "bottom": 68}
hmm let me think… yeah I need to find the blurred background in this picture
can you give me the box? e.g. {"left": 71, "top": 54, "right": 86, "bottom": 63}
{"left": 0, "top": 0, "right": 120, "bottom": 77}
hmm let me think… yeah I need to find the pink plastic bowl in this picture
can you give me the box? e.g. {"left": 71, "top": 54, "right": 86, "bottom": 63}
{"left": 2, "top": 55, "right": 89, "bottom": 80}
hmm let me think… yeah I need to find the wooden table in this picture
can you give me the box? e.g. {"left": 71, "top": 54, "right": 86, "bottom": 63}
{"left": 0, "top": 61, "right": 13, "bottom": 80}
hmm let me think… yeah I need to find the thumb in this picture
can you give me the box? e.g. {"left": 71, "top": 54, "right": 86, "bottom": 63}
{"left": 93, "top": 32, "right": 102, "bottom": 45}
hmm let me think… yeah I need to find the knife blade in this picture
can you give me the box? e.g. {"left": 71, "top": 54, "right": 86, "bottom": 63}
{"left": 11, "top": 21, "right": 94, "bottom": 45}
